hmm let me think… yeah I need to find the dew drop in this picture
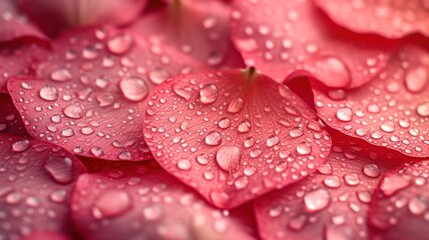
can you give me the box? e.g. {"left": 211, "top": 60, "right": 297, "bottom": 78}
{"left": 39, "top": 86, "right": 58, "bottom": 101}
{"left": 143, "top": 204, "right": 163, "bottom": 220}
{"left": 363, "top": 164, "right": 381, "bottom": 178}
{"left": 304, "top": 189, "right": 330, "bottom": 212}
{"left": 218, "top": 117, "right": 231, "bottom": 129}
{"left": 311, "top": 56, "right": 350, "bottom": 88}
{"left": 63, "top": 103, "right": 84, "bottom": 119}
{"left": 405, "top": 66, "right": 428, "bottom": 93}
{"left": 173, "top": 84, "right": 193, "bottom": 101}
{"left": 216, "top": 145, "right": 241, "bottom": 172}
{"left": 107, "top": 32, "right": 134, "bottom": 55}
{"left": 149, "top": 68, "right": 170, "bottom": 84}
{"left": 200, "top": 84, "right": 218, "bottom": 104}
{"left": 289, "top": 127, "right": 304, "bottom": 138}
{"left": 296, "top": 142, "right": 312, "bottom": 155}
{"left": 408, "top": 197, "right": 427, "bottom": 215}
{"left": 227, "top": 97, "right": 244, "bottom": 113}
{"left": 380, "top": 121, "right": 395, "bottom": 133}
{"left": 234, "top": 176, "right": 249, "bottom": 189}
{"left": 336, "top": 107, "right": 353, "bottom": 122}
{"left": 12, "top": 139, "right": 30, "bottom": 152}
{"left": 51, "top": 69, "right": 73, "bottom": 82}
{"left": 380, "top": 175, "right": 412, "bottom": 196}
{"left": 266, "top": 135, "right": 280, "bottom": 147}
{"left": 417, "top": 102, "right": 429, "bottom": 117}
{"left": 237, "top": 120, "right": 251, "bottom": 133}
{"left": 44, "top": 156, "right": 74, "bottom": 184}
{"left": 177, "top": 159, "right": 191, "bottom": 171}
{"left": 94, "top": 190, "right": 132, "bottom": 218}
{"left": 205, "top": 131, "right": 222, "bottom": 146}
{"left": 119, "top": 76, "right": 148, "bottom": 101}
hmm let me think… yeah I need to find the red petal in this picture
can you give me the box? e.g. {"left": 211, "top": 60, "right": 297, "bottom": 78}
{"left": 131, "top": 0, "right": 244, "bottom": 69}
{"left": 254, "top": 134, "right": 402, "bottom": 240}
{"left": 230, "top": 0, "right": 396, "bottom": 88}
{"left": 369, "top": 160, "right": 429, "bottom": 240}
{"left": 312, "top": 44, "right": 429, "bottom": 158}
{"left": 8, "top": 26, "right": 208, "bottom": 161}
{"left": 0, "top": 93, "right": 27, "bottom": 136}
{"left": 15, "top": 0, "right": 148, "bottom": 37}
{"left": 0, "top": 0, "right": 45, "bottom": 42}
{"left": 0, "top": 134, "right": 86, "bottom": 239}
{"left": 315, "top": 0, "right": 429, "bottom": 39}
{"left": 143, "top": 68, "right": 332, "bottom": 208}
{"left": 71, "top": 161, "right": 254, "bottom": 240}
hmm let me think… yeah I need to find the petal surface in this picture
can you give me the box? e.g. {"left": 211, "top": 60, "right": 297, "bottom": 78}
{"left": 8, "top": 27, "right": 208, "bottom": 161}
{"left": 131, "top": 0, "right": 244, "bottom": 69}
{"left": 369, "top": 160, "right": 429, "bottom": 240}
{"left": 254, "top": 133, "right": 403, "bottom": 240}
{"left": 315, "top": 0, "right": 429, "bottom": 39}
{"left": 312, "top": 44, "right": 429, "bottom": 157}
{"left": 143, "top": 68, "right": 332, "bottom": 208}
{"left": 0, "top": 134, "right": 86, "bottom": 239}
{"left": 230, "top": 0, "right": 396, "bottom": 87}
{"left": 0, "top": 93, "right": 27, "bottom": 136}
{"left": 71, "top": 161, "right": 255, "bottom": 240}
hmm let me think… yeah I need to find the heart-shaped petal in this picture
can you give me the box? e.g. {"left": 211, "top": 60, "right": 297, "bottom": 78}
{"left": 230, "top": 0, "right": 396, "bottom": 88}
{"left": 15, "top": 0, "right": 148, "bottom": 36}
{"left": 0, "top": 93, "right": 27, "bottom": 136}
{"left": 8, "top": 26, "right": 208, "bottom": 161}
{"left": 143, "top": 68, "right": 332, "bottom": 208}
{"left": 131, "top": 0, "right": 244, "bottom": 69}
{"left": 0, "top": 0, "right": 45, "bottom": 42}
{"left": 369, "top": 160, "right": 429, "bottom": 240}
{"left": 254, "top": 132, "right": 403, "bottom": 240}
{"left": 0, "top": 134, "right": 86, "bottom": 239}
{"left": 312, "top": 44, "right": 429, "bottom": 157}
{"left": 315, "top": 0, "right": 429, "bottom": 39}
{"left": 71, "top": 161, "right": 255, "bottom": 240}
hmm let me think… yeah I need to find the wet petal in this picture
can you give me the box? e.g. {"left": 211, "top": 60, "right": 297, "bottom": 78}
{"left": 71, "top": 161, "right": 254, "bottom": 240}
{"left": 0, "top": 134, "right": 86, "bottom": 239}
{"left": 315, "top": 0, "right": 429, "bottom": 39}
{"left": 230, "top": 0, "right": 396, "bottom": 88}
{"left": 312, "top": 44, "right": 429, "bottom": 157}
{"left": 369, "top": 160, "right": 429, "bottom": 240}
{"left": 8, "top": 27, "right": 207, "bottom": 161}
{"left": 143, "top": 68, "right": 332, "bottom": 208}
{"left": 15, "top": 0, "right": 148, "bottom": 36}
{"left": 0, "top": 93, "right": 27, "bottom": 136}
{"left": 131, "top": 0, "right": 244, "bottom": 69}
{"left": 254, "top": 133, "right": 403, "bottom": 240}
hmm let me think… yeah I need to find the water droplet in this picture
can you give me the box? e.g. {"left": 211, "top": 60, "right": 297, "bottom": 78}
{"left": 200, "top": 84, "right": 218, "bottom": 104}
{"left": 205, "top": 131, "right": 222, "bottom": 146}
{"left": 380, "top": 175, "right": 412, "bottom": 196}
{"left": 173, "top": 84, "right": 193, "bottom": 101}
{"left": 323, "top": 176, "right": 341, "bottom": 188}
{"left": 289, "top": 127, "right": 304, "bottom": 138}
{"left": 405, "top": 67, "right": 428, "bottom": 93}
{"left": 234, "top": 176, "right": 249, "bottom": 189}
{"left": 380, "top": 121, "right": 395, "bottom": 133}
{"left": 363, "top": 164, "right": 381, "bottom": 178}
{"left": 44, "top": 156, "right": 74, "bottom": 184}
{"left": 107, "top": 32, "right": 134, "bottom": 55}
{"left": 244, "top": 137, "right": 255, "bottom": 148}
{"left": 304, "top": 189, "right": 330, "bottom": 212}
{"left": 336, "top": 107, "right": 353, "bottom": 122}
{"left": 417, "top": 102, "right": 429, "bottom": 117}
{"left": 119, "top": 76, "right": 148, "bottom": 101}
{"left": 39, "top": 86, "right": 58, "bottom": 101}
{"left": 12, "top": 139, "right": 30, "bottom": 152}
{"left": 266, "top": 135, "right": 280, "bottom": 147}
{"left": 238, "top": 120, "right": 251, "bottom": 133}
{"left": 94, "top": 190, "right": 132, "bottom": 218}
{"left": 91, "top": 146, "right": 104, "bottom": 157}
{"left": 61, "top": 127, "right": 75, "bottom": 137}
{"left": 227, "top": 97, "right": 244, "bottom": 113}
{"left": 149, "top": 68, "right": 170, "bottom": 84}
{"left": 196, "top": 154, "right": 209, "bottom": 165}
{"left": 344, "top": 173, "right": 360, "bottom": 186}
{"left": 51, "top": 69, "right": 73, "bottom": 82}
{"left": 311, "top": 57, "right": 350, "bottom": 88}
{"left": 408, "top": 196, "right": 427, "bottom": 215}
{"left": 63, "top": 103, "right": 84, "bottom": 119}
{"left": 218, "top": 117, "right": 231, "bottom": 129}
{"left": 143, "top": 204, "right": 163, "bottom": 220}
{"left": 296, "top": 142, "right": 312, "bottom": 155}
{"left": 177, "top": 159, "right": 191, "bottom": 171}
{"left": 216, "top": 145, "right": 241, "bottom": 172}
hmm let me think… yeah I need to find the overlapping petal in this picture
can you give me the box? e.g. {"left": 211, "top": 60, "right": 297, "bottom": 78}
{"left": 143, "top": 68, "right": 332, "bottom": 208}
{"left": 0, "top": 93, "right": 27, "bottom": 136}
{"left": 8, "top": 26, "right": 208, "bottom": 161}
{"left": 71, "top": 161, "right": 255, "bottom": 240}
{"left": 230, "top": 0, "right": 396, "bottom": 88}
{"left": 315, "top": 0, "right": 429, "bottom": 39}
{"left": 0, "top": 134, "right": 86, "bottom": 239}
{"left": 312, "top": 44, "right": 429, "bottom": 157}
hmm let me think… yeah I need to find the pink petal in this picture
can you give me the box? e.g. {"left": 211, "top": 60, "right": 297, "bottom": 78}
{"left": 8, "top": 26, "right": 208, "bottom": 161}
{"left": 15, "top": 0, "right": 148, "bottom": 36}
{"left": 0, "top": 134, "right": 86, "bottom": 239}
{"left": 369, "top": 160, "right": 429, "bottom": 240}
{"left": 0, "top": 0, "right": 45, "bottom": 42}
{"left": 254, "top": 133, "right": 403, "bottom": 240}
{"left": 315, "top": 0, "right": 429, "bottom": 39}
{"left": 230, "top": 0, "right": 396, "bottom": 88}
{"left": 0, "top": 93, "right": 27, "bottom": 136}
{"left": 131, "top": 0, "right": 244, "bottom": 69}
{"left": 71, "top": 161, "right": 254, "bottom": 240}
{"left": 312, "top": 44, "right": 429, "bottom": 158}
{"left": 143, "top": 68, "right": 332, "bottom": 208}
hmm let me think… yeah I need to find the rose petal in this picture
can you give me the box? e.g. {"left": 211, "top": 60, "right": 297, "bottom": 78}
{"left": 254, "top": 133, "right": 402, "bottom": 240}
{"left": 143, "top": 68, "right": 332, "bottom": 208}
{"left": 0, "top": 134, "right": 86, "bottom": 239}
{"left": 0, "top": 93, "right": 27, "bottom": 136}
{"left": 71, "top": 161, "right": 254, "bottom": 240}
{"left": 315, "top": 0, "right": 429, "bottom": 39}
{"left": 0, "top": 0, "right": 45, "bottom": 42}
{"left": 8, "top": 26, "right": 208, "bottom": 161}
{"left": 131, "top": 0, "right": 244, "bottom": 69}
{"left": 230, "top": 0, "right": 396, "bottom": 88}
{"left": 369, "top": 160, "right": 429, "bottom": 240}
{"left": 312, "top": 44, "right": 429, "bottom": 157}
{"left": 15, "top": 0, "right": 148, "bottom": 36}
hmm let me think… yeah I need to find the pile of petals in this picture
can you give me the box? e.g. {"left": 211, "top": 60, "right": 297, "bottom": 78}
{"left": 1, "top": 0, "right": 429, "bottom": 239}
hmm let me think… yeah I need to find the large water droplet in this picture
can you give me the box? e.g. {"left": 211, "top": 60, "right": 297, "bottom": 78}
{"left": 93, "top": 190, "right": 132, "bottom": 219}
{"left": 296, "top": 142, "right": 312, "bottom": 155}
{"left": 107, "top": 32, "right": 134, "bottom": 55}
{"left": 12, "top": 139, "right": 30, "bottom": 152}
{"left": 119, "top": 76, "right": 148, "bottom": 101}
{"left": 417, "top": 102, "right": 429, "bottom": 117}
{"left": 237, "top": 120, "right": 251, "bottom": 133}
{"left": 51, "top": 69, "right": 73, "bottom": 82}
{"left": 303, "top": 188, "right": 330, "bottom": 212}
{"left": 408, "top": 196, "right": 427, "bottom": 215}
{"left": 363, "top": 164, "right": 381, "bottom": 178}
{"left": 311, "top": 56, "right": 350, "bottom": 88}
{"left": 216, "top": 145, "right": 241, "bottom": 172}
{"left": 405, "top": 66, "right": 428, "bottom": 93}
{"left": 380, "top": 175, "right": 412, "bottom": 196}
{"left": 205, "top": 131, "right": 222, "bottom": 146}
{"left": 177, "top": 159, "right": 191, "bottom": 171}
{"left": 227, "top": 97, "right": 244, "bottom": 113}
{"left": 39, "top": 86, "right": 59, "bottom": 101}
{"left": 44, "top": 156, "right": 74, "bottom": 184}
{"left": 266, "top": 135, "right": 280, "bottom": 147}
{"left": 336, "top": 107, "right": 353, "bottom": 122}
{"left": 173, "top": 84, "right": 193, "bottom": 101}
{"left": 63, "top": 103, "right": 84, "bottom": 119}
{"left": 234, "top": 175, "right": 249, "bottom": 189}
{"left": 200, "top": 84, "right": 218, "bottom": 104}
{"left": 149, "top": 68, "right": 170, "bottom": 85}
